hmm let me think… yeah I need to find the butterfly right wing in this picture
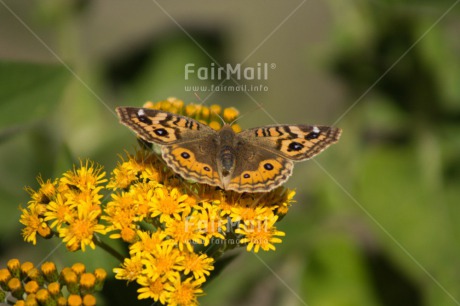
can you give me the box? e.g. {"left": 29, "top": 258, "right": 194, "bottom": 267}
{"left": 237, "top": 124, "right": 342, "bottom": 161}
{"left": 224, "top": 125, "right": 341, "bottom": 192}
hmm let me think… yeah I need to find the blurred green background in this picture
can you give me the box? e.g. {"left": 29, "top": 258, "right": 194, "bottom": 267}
{"left": 1, "top": 1, "right": 460, "bottom": 305}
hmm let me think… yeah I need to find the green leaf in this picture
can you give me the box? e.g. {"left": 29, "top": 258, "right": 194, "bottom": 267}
{"left": 205, "top": 253, "right": 240, "bottom": 287}
{"left": 302, "top": 234, "right": 381, "bottom": 306}
{"left": 0, "top": 61, "right": 70, "bottom": 236}
{"left": 0, "top": 61, "right": 70, "bottom": 137}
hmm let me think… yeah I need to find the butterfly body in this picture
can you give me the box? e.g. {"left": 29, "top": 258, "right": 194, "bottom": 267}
{"left": 116, "top": 107, "right": 342, "bottom": 193}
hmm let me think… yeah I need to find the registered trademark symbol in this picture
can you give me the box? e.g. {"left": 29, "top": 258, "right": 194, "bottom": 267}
{"left": 270, "top": 63, "right": 276, "bottom": 69}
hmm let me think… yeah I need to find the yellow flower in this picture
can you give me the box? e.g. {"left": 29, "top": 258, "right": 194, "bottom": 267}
{"left": 179, "top": 251, "right": 214, "bottom": 283}
{"left": 58, "top": 207, "right": 106, "bottom": 252}
{"left": 141, "top": 242, "right": 184, "bottom": 282}
{"left": 213, "top": 192, "right": 233, "bottom": 217}
{"left": 64, "top": 187, "right": 103, "bottom": 211}
{"left": 25, "top": 176, "right": 57, "bottom": 205}
{"left": 230, "top": 203, "right": 272, "bottom": 224}
{"left": 102, "top": 192, "right": 137, "bottom": 241}
{"left": 273, "top": 189, "right": 296, "bottom": 217}
{"left": 44, "top": 193, "right": 72, "bottom": 230}
{"left": 164, "top": 213, "right": 206, "bottom": 252}
{"left": 167, "top": 277, "right": 204, "bottom": 306}
{"left": 137, "top": 275, "right": 171, "bottom": 303}
{"left": 113, "top": 254, "right": 143, "bottom": 282}
{"left": 235, "top": 215, "right": 286, "bottom": 253}
{"left": 107, "top": 161, "right": 140, "bottom": 190}
{"left": 19, "top": 204, "right": 49, "bottom": 245}
{"left": 130, "top": 182, "right": 157, "bottom": 220}
{"left": 60, "top": 160, "right": 107, "bottom": 191}
{"left": 149, "top": 187, "right": 190, "bottom": 223}
{"left": 129, "top": 230, "right": 167, "bottom": 256}
{"left": 195, "top": 201, "right": 227, "bottom": 243}
{"left": 108, "top": 151, "right": 165, "bottom": 190}
{"left": 151, "top": 98, "right": 241, "bottom": 132}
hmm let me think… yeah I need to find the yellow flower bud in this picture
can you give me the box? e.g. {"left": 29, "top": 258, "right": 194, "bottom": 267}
{"left": 79, "top": 273, "right": 96, "bottom": 295}
{"left": 61, "top": 268, "right": 78, "bottom": 294}
{"left": 48, "top": 281, "right": 61, "bottom": 297}
{"left": 24, "top": 280, "right": 39, "bottom": 294}
{"left": 8, "top": 277, "right": 23, "bottom": 299}
{"left": 41, "top": 262, "right": 58, "bottom": 283}
{"left": 24, "top": 294, "right": 38, "bottom": 306}
{"left": 83, "top": 294, "right": 97, "bottom": 306}
{"left": 0, "top": 268, "right": 12, "bottom": 287}
{"left": 121, "top": 227, "right": 136, "bottom": 243}
{"left": 7, "top": 259, "right": 20, "bottom": 278}
{"left": 36, "top": 288, "right": 51, "bottom": 304}
{"left": 185, "top": 104, "right": 198, "bottom": 117}
{"left": 37, "top": 223, "right": 53, "bottom": 239}
{"left": 57, "top": 296, "right": 67, "bottom": 306}
{"left": 210, "top": 104, "right": 222, "bottom": 116}
{"left": 94, "top": 269, "right": 106, "bottom": 291}
{"left": 223, "top": 107, "right": 239, "bottom": 123}
{"left": 27, "top": 268, "right": 44, "bottom": 286}
{"left": 67, "top": 294, "right": 82, "bottom": 306}
{"left": 209, "top": 121, "right": 221, "bottom": 131}
{"left": 71, "top": 263, "right": 86, "bottom": 276}
{"left": 20, "top": 262, "right": 34, "bottom": 279}
{"left": 14, "top": 300, "right": 26, "bottom": 306}
{"left": 142, "top": 101, "right": 154, "bottom": 108}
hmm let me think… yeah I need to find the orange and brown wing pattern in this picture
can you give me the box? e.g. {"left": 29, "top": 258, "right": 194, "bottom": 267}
{"left": 226, "top": 155, "right": 294, "bottom": 193}
{"left": 239, "top": 125, "right": 342, "bottom": 161}
{"left": 116, "top": 107, "right": 215, "bottom": 145}
{"left": 161, "top": 143, "right": 222, "bottom": 188}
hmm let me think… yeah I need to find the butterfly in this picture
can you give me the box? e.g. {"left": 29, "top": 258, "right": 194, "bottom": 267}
{"left": 116, "top": 107, "right": 342, "bottom": 193}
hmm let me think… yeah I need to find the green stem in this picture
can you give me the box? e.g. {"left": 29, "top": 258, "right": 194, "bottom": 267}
{"left": 93, "top": 234, "right": 125, "bottom": 262}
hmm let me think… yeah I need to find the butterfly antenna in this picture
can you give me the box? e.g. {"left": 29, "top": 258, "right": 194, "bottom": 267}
{"left": 211, "top": 107, "right": 227, "bottom": 126}
{"left": 194, "top": 92, "right": 227, "bottom": 125}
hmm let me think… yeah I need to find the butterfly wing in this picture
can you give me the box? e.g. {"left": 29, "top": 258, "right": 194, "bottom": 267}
{"left": 117, "top": 108, "right": 342, "bottom": 193}
{"left": 161, "top": 138, "right": 222, "bottom": 188}
{"left": 238, "top": 125, "right": 342, "bottom": 161}
{"left": 225, "top": 125, "right": 341, "bottom": 192}
{"left": 226, "top": 142, "right": 294, "bottom": 192}
{"left": 116, "top": 107, "right": 216, "bottom": 145}
{"left": 116, "top": 107, "right": 222, "bottom": 188}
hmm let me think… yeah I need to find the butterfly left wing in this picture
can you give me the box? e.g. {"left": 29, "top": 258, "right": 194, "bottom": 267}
{"left": 237, "top": 124, "right": 342, "bottom": 161}
{"left": 116, "top": 107, "right": 216, "bottom": 145}
{"left": 161, "top": 138, "right": 223, "bottom": 189}
{"left": 116, "top": 107, "right": 223, "bottom": 188}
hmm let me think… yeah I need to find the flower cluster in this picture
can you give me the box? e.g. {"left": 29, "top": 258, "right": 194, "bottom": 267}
{"left": 17, "top": 98, "right": 296, "bottom": 305}
{"left": 20, "top": 160, "right": 107, "bottom": 251}
{"left": 106, "top": 149, "right": 294, "bottom": 305}
{"left": 142, "top": 98, "right": 241, "bottom": 132}
{"left": 0, "top": 259, "right": 106, "bottom": 306}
